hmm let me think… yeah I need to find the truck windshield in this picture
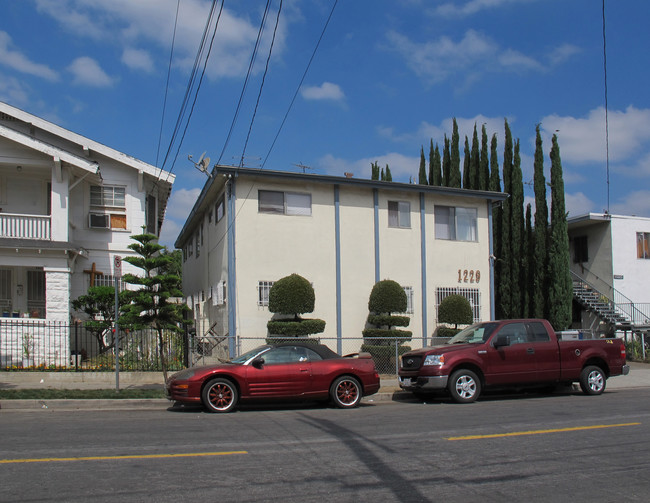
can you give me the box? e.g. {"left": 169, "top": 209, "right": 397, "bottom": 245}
{"left": 447, "top": 323, "right": 499, "bottom": 344}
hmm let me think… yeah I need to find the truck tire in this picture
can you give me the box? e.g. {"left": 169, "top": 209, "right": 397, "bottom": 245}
{"left": 448, "top": 369, "right": 481, "bottom": 403}
{"left": 579, "top": 365, "right": 606, "bottom": 395}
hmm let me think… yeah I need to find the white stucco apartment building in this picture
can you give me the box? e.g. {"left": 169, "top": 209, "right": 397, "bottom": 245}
{"left": 176, "top": 165, "right": 506, "bottom": 358}
{"left": 568, "top": 213, "right": 650, "bottom": 334}
{"left": 0, "top": 101, "right": 174, "bottom": 367}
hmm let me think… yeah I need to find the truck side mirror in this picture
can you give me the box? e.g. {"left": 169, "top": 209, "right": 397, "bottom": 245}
{"left": 493, "top": 334, "right": 509, "bottom": 348}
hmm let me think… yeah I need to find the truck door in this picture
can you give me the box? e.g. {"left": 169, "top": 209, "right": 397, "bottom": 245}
{"left": 526, "top": 321, "right": 561, "bottom": 382}
{"left": 486, "top": 322, "right": 538, "bottom": 385}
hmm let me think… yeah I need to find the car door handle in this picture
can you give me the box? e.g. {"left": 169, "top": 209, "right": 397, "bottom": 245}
{"left": 300, "top": 368, "right": 309, "bottom": 372}
{"left": 527, "top": 348, "right": 535, "bottom": 355}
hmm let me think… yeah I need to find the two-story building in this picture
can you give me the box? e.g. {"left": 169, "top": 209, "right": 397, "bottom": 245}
{"left": 176, "top": 165, "right": 506, "bottom": 361}
{"left": 0, "top": 101, "right": 174, "bottom": 367}
{"left": 568, "top": 213, "right": 650, "bottom": 339}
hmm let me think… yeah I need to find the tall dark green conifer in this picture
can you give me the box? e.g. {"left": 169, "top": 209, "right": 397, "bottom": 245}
{"left": 385, "top": 165, "right": 393, "bottom": 182}
{"left": 489, "top": 133, "right": 502, "bottom": 318}
{"left": 449, "top": 119, "right": 461, "bottom": 188}
{"left": 371, "top": 161, "right": 380, "bottom": 180}
{"left": 418, "top": 146, "right": 427, "bottom": 184}
{"left": 443, "top": 135, "right": 451, "bottom": 186}
{"left": 548, "top": 134, "right": 572, "bottom": 330}
{"left": 498, "top": 119, "right": 514, "bottom": 318}
{"left": 463, "top": 137, "right": 471, "bottom": 189}
{"left": 524, "top": 204, "right": 534, "bottom": 317}
{"left": 533, "top": 125, "right": 549, "bottom": 319}
{"left": 429, "top": 141, "right": 442, "bottom": 186}
{"left": 470, "top": 124, "right": 480, "bottom": 189}
{"left": 510, "top": 139, "right": 525, "bottom": 317}
{"left": 479, "top": 124, "right": 490, "bottom": 190}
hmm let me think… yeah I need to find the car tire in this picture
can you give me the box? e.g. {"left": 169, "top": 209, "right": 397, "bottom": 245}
{"left": 448, "top": 369, "right": 481, "bottom": 403}
{"left": 202, "top": 378, "right": 238, "bottom": 413}
{"left": 330, "top": 376, "right": 362, "bottom": 408}
{"left": 579, "top": 365, "right": 606, "bottom": 395}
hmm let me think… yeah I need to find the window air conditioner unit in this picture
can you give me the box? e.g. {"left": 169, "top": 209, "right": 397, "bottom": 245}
{"left": 89, "top": 213, "right": 110, "bottom": 229}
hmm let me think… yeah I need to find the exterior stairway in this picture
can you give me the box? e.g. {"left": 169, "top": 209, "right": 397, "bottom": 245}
{"left": 571, "top": 272, "right": 635, "bottom": 330}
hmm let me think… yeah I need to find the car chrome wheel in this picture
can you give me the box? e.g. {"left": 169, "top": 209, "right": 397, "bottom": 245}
{"left": 448, "top": 369, "right": 481, "bottom": 403}
{"left": 202, "top": 378, "right": 238, "bottom": 413}
{"left": 330, "top": 376, "right": 361, "bottom": 408}
{"left": 580, "top": 365, "right": 606, "bottom": 395}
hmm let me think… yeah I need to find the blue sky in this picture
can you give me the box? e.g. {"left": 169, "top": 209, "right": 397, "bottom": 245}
{"left": 1, "top": 0, "right": 649, "bottom": 248}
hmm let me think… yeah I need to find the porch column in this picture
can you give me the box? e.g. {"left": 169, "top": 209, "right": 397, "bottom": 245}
{"left": 50, "top": 159, "right": 69, "bottom": 242}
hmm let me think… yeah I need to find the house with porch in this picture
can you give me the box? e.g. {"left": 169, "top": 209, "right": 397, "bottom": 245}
{"left": 568, "top": 213, "right": 650, "bottom": 342}
{"left": 175, "top": 165, "right": 506, "bottom": 362}
{"left": 0, "top": 101, "right": 174, "bottom": 367}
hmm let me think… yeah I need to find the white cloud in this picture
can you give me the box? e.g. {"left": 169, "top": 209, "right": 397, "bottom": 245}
{"left": 611, "top": 190, "right": 650, "bottom": 218}
{"left": 0, "top": 73, "right": 30, "bottom": 105}
{"left": 548, "top": 43, "right": 582, "bottom": 65}
{"left": 565, "top": 191, "right": 597, "bottom": 218}
{"left": 121, "top": 48, "right": 154, "bottom": 73}
{"left": 433, "top": 0, "right": 538, "bottom": 17}
{"left": 318, "top": 152, "right": 419, "bottom": 182}
{"left": 158, "top": 187, "right": 202, "bottom": 248}
{"left": 0, "top": 31, "right": 59, "bottom": 81}
{"left": 67, "top": 57, "right": 115, "bottom": 87}
{"left": 301, "top": 82, "right": 344, "bottom": 101}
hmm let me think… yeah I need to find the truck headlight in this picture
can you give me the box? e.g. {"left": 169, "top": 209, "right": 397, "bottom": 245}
{"left": 423, "top": 354, "right": 445, "bottom": 366}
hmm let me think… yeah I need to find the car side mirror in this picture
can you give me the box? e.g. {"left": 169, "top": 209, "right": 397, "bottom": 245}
{"left": 252, "top": 357, "right": 265, "bottom": 368}
{"left": 493, "top": 334, "right": 509, "bottom": 348}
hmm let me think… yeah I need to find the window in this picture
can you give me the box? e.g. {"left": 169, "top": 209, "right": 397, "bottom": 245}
{"left": 403, "top": 286, "right": 414, "bottom": 314}
{"left": 94, "top": 274, "right": 126, "bottom": 291}
{"left": 528, "top": 322, "right": 551, "bottom": 342}
{"left": 146, "top": 195, "right": 157, "bottom": 235}
{"left": 90, "top": 185, "right": 126, "bottom": 230}
{"left": 216, "top": 195, "right": 225, "bottom": 223}
{"left": 259, "top": 190, "right": 311, "bottom": 216}
{"left": 0, "top": 269, "right": 11, "bottom": 314}
{"left": 27, "top": 269, "right": 45, "bottom": 319}
{"left": 388, "top": 201, "right": 411, "bottom": 228}
{"left": 257, "top": 281, "right": 274, "bottom": 306}
{"left": 435, "top": 206, "right": 477, "bottom": 242}
{"left": 573, "top": 235, "right": 589, "bottom": 263}
{"left": 497, "top": 322, "right": 529, "bottom": 345}
{"left": 436, "top": 286, "right": 481, "bottom": 323}
{"left": 637, "top": 233, "right": 650, "bottom": 259}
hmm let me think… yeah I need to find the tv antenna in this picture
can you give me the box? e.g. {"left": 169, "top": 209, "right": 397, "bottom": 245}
{"left": 188, "top": 152, "right": 211, "bottom": 177}
{"left": 294, "top": 163, "right": 313, "bottom": 173}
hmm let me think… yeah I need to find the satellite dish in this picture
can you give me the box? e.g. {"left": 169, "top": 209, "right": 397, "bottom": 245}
{"left": 188, "top": 151, "right": 212, "bottom": 177}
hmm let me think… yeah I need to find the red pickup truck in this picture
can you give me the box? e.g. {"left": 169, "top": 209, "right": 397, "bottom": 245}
{"left": 398, "top": 319, "right": 630, "bottom": 403}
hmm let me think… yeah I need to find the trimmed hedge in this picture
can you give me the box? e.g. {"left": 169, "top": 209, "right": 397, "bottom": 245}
{"left": 435, "top": 327, "right": 462, "bottom": 338}
{"left": 362, "top": 328, "right": 412, "bottom": 344}
{"left": 267, "top": 318, "right": 326, "bottom": 337}
{"left": 368, "top": 280, "right": 407, "bottom": 314}
{"left": 265, "top": 336, "right": 320, "bottom": 345}
{"left": 438, "top": 294, "right": 473, "bottom": 327}
{"left": 268, "top": 274, "right": 315, "bottom": 315}
{"left": 367, "top": 314, "right": 410, "bottom": 328}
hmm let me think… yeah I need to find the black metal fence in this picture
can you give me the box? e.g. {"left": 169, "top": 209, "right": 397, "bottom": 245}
{"left": 0, "top": 320, "right": 187, "bottom": 371}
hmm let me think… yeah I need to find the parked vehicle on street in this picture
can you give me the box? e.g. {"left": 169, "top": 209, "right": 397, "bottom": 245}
{"left": 399, "top": 319, "right": 630, "bottom": 403}
{"left": 167, "top": 342, "right": 380, "bottom": 412}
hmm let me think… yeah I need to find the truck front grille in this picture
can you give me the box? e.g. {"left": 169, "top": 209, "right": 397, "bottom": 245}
{"left": 401, "top": 355, "right": 423, "bottom": 370}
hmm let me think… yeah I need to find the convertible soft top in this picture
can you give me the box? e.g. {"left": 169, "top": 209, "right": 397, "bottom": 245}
{"left": 272, "top": 341, "right": 341, "bottom": 360}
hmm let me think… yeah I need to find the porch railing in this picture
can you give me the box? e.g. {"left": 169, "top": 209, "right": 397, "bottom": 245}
{"left": 0, "top": 213, "right": 51, "bottom": 240}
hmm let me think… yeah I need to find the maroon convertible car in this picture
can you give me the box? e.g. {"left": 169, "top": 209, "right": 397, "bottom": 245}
{"left": 166, "top": 342, "right": 381, "bottom": 413}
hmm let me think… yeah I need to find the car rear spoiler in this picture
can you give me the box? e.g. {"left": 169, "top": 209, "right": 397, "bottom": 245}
{"left": 343, "top": 352, "right": 373, "bottom": 359}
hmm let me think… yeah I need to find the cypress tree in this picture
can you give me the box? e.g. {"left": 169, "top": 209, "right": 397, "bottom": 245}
{"left": 418, "top": 146, "right": 428, "bottom": 184}
{"left": 443, "top": 135, "right": 451, "bottom": 186}
{"left": 548, "top": 134, "right": 572, "bottom": 330}
{"left": 524, "top": 203, "right": 534, "bottom": 317}
{"left": 429, "top": 140, "right": 442, "bottom": 186}
{"left": 371, "top": 161, "right": 380, "bottom": 180}
{"left": 385, "top": 165, "right": 393, "bottom": 182}
{"left": 533, "top": 125, "right": 549, "bottom": 319}
{"left": 498, "top": 119, "right": 514, "bottom": 318}
{"left": 510, "top": 139, "right": 525, "bottom": 317}
{"left": 479, "top": 124, "right": 489, "bottom": 190}
{"left": 470, "top": 124, "right": 480, "bottom": 189}
{"left": 449, "top": 119, "right": 461, "bottom": 188}
{"left": 463, "top": 136, "right": 471, "bottom": 189}
{"left": 489, "top": 133, "right": 502, "bottom": 318}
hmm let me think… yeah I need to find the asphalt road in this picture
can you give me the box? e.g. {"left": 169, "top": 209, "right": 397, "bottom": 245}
{"left": 2, "top": 389, "right": 649, "bottom": 503}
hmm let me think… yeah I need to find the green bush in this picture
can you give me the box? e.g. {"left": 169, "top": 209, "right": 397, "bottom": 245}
{"left": 367, "top": 314, "right": 410, "bottom": 328}
{"left": 267, "top": 319, "right": 326, "bottom": 337}
{"left": 265, "top": 336, "right": 320, "bottom": 345}
{"left": 362, "top": 328, "right": 412, "bottom": 344}
{"left": 361, "top": 343, "right": 412, "bottom": 373}
{"left": 268, "top": 274, "right": 315, "bottom": 316}
{"left": 368, "top": 280, "right": 407, "bottom": 314}
{"left": 435, "top": 327, "right": 461, "bottom": 339}
{"left": 438, "top": 294, "right": 473, "bottom": 328}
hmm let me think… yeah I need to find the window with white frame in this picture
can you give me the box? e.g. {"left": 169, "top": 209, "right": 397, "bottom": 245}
{"left": 94, "top": 274, "right": 126, "bottom": 291}
{"left": 89, "top": 185, "right": 127, "bottom": 229}
{"left": 259, "top": 190, "right": 311, "bottom": 216}
{"left": 637, "top": 232, "right": 650, "bottom": 259}
{"left": 388, "top": 201, "right": 411, "bottom": 228}
{"left": 435, "top": 286, "right": 481, "bottom": 323}
{"left": 434, "top": 205, "right": 477, "bottom": 242}
{"left": 403, "top": 286, "right": 414, "bottom": 314}
{"left": 257, "top": 281, "right": 275, "bottom": 306}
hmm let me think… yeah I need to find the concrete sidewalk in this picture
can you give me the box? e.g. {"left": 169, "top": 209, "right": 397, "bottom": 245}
{"left": 1, "top": 362, "right": 648, "bottom": 411}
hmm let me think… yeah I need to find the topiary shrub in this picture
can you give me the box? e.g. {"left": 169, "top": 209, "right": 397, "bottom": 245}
{"left": 438, "top": 294, "right": 472, "bottom": 329}
{"left": 266, "top": 274, "right": 325, "bottom": 339}
{"left": 368, "top": 279, "right": 407, "bottom": 314}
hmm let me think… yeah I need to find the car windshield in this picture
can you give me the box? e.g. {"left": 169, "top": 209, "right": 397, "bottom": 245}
{"left": 230, "top": 345, "right": 270, "bottom": 364}
{"left": 447, "top": 323, "right": 498, "bottom": 344}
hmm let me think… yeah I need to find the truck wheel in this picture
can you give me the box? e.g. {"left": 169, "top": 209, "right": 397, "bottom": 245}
{"left": 448, "top": 369, "right": 481, "bottom": 403}
{"left": 579, "top": 365, "right": 606, "bottom": 395}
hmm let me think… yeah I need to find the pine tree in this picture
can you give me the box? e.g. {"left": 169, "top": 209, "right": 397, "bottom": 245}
{"left": 510, "top": 139, "right": 525, "bottom": 317}
{"left": 429, "top": 140, "right": 442, "bottom": 186}
{"left": 470, "top": 124, "right": 480, "bottom": 189}
{"left": 462, "top": 137, "right": 471, "bottom": 189}
{"left": 479, "top": 124, "right": 490, "bottom": 190}
{"left": 533, "top": 124, "right": 549, "bottom": 319}
{"left": 443, "top": 135, "right": 451, "bottom": 186}
{"left": 548, "top": 134, "right": 572, "bottom": 330}
{"left": 449, "top": 119, "right": 461, "bottom": 187}
{"left": 418, "top": 146, "right": 428, "bottom": 184}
